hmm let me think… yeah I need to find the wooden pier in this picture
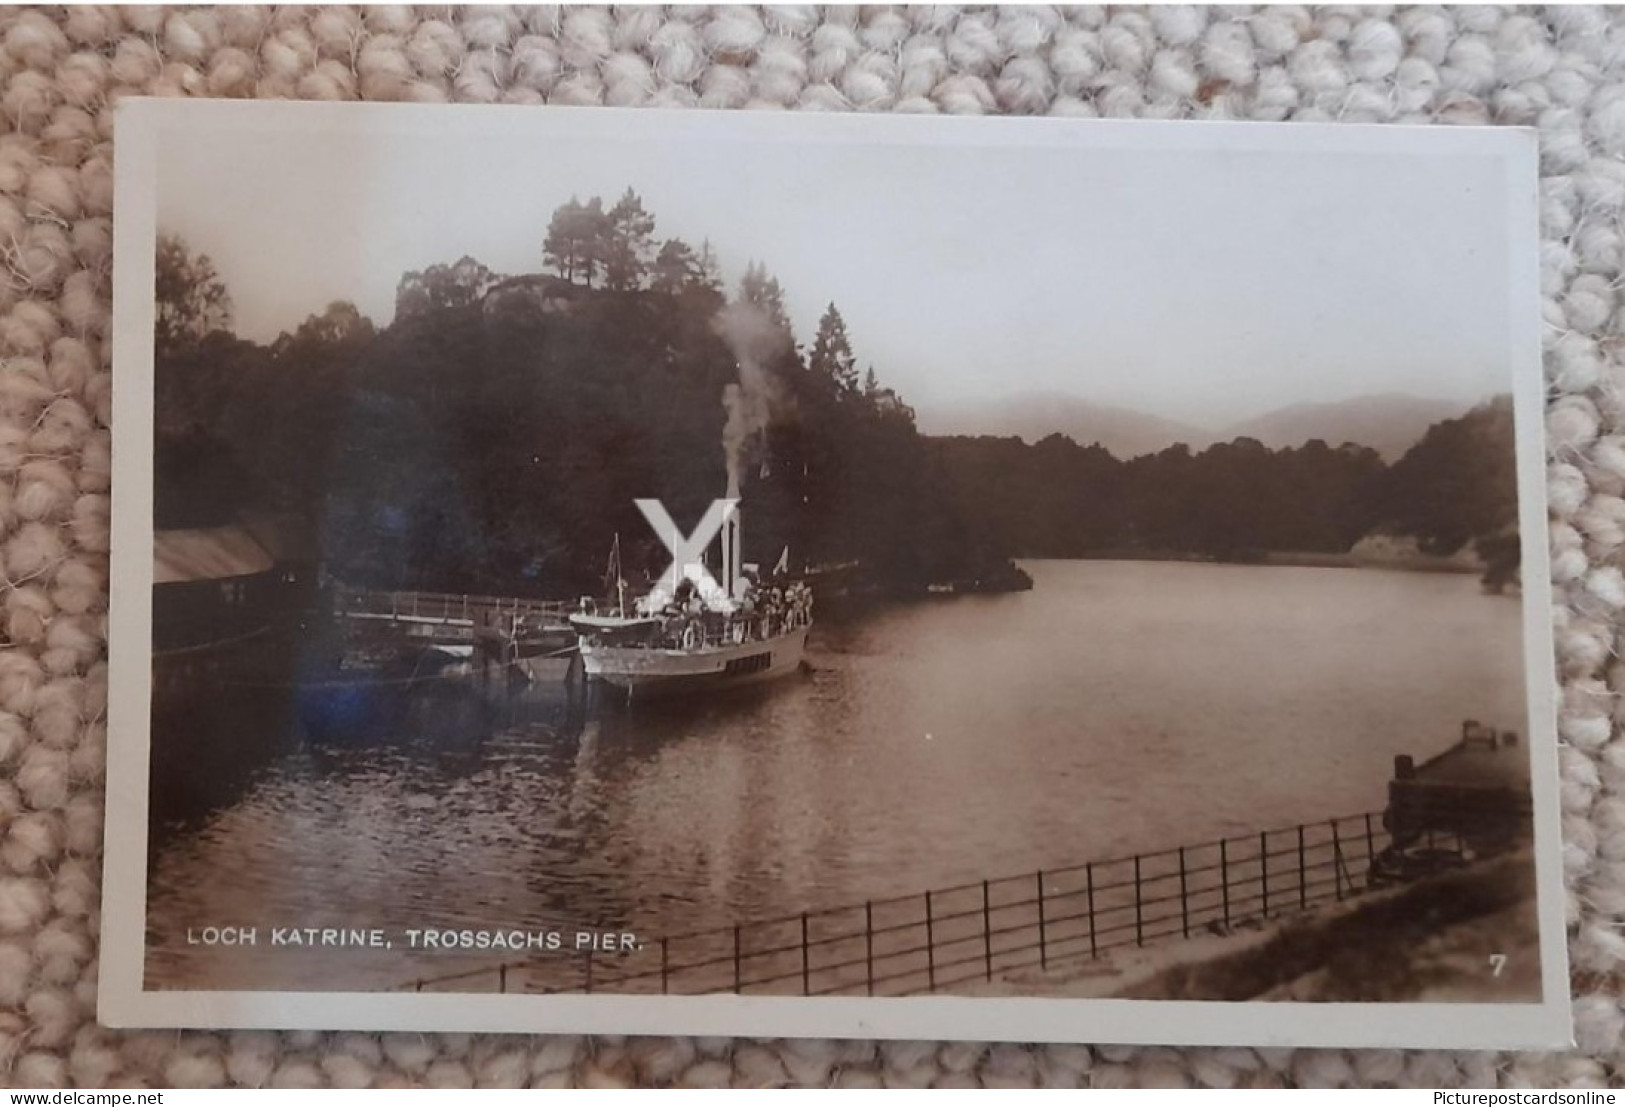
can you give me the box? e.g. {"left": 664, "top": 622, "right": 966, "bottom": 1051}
{"left": 1388, "top": 720, "right": 1532, "bottom": 848}
{"left": 330, "top": 587, "right": 581, "bottom": 679}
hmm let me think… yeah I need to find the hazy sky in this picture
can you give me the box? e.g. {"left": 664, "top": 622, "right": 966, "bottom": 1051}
{"left": 156, "top": 108, "right": 1517, "bottom": 428}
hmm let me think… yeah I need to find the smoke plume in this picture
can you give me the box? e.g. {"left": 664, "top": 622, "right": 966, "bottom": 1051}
{"left": 713, "top": 301, "right": 787, "bottom": 497}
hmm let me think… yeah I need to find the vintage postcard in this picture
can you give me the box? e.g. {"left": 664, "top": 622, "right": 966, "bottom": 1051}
{"left": 103, "top": 100, "right": 1568, "bottom": 1048}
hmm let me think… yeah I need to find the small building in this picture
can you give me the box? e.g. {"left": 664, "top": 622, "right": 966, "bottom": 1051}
{"left": 153, "top": 524, "right": 284, "bottom": 653}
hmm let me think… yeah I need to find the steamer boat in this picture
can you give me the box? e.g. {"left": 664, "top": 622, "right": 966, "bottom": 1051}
{"left": 569, "top": 504, "right": 811, "bottom": 697}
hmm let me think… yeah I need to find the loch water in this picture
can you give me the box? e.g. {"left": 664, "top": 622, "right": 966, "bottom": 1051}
{"left": 144, "top": 559, "right": 1530, "bottom": 990}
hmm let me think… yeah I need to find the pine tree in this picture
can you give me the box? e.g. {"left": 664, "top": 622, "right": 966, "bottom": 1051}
{"left": 577, "top": 197, "right": 611, "bottom": 287}
{"left": 605, "top": 187, "right": 656, "bottom": 290}
{"left": 738, "top": 261, "right": 794, "bottom": 339}
{"left": 650, "top": 238, "right": 702, "bottom": 294}
{"left": 543, "top": 197, "right": 587, "bottom": 283}
{"left": 543, "top": 196, "right": 613, "bottom": 286}
{"left": 809, "top": 302, "right": 859, "bottom": 393}
{"left": 697, "top": 239, "right": 723, "bottom": 292}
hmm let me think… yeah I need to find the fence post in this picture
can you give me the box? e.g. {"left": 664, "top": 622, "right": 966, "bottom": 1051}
{"left": 925, "top": 891, "right": 936, "bottom": 991}
{"left": 1178, "top": 846, "right": 1189, "bottom": 938}
{"left": 865, "top": 901, "right": 875, "bottom": 996}
{"left": 1036, "top": 871, "right": 1047, "bottom": 971}
{"left": 733, "top": 925, "right": 742, "bottom": 993}
{"left": 1297, "top": 824, "right": 1307, "bottom": 910}
{"left": 1133, "top": 855, "right": 1144, "bottom": 947}
{"left": 1220, "top": 839, "right": 1231, "bottom": 929}
{"left": 1086, "top": 862, "right": 1097, "bottom": 958}
{"left": 983, "top": 880, "right": 993, "bottom": 981}
{"left": 584, "top": 949, "right": 593, "bottom": 994}
{"left": 1332, "top": 821, "right": 1344, "bottom": 901}
{"left": 1260, "top": 831, "right": 1270, "bottom": 917}
{"left": 1364, "top": 812, "right": 1376, "bottom": 871}
{"left": 661, "top": 938, "right": 669, "bottom": 995}
{"left": 799, "top": 913, "right": 810, "bottom": 995}
{"left": 499, "top": 964, "right": 508, "bottom": 993}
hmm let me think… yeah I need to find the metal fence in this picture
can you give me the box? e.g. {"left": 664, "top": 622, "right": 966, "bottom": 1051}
{"left": 403, "top": 809, "right": 1468, "bottom": 997}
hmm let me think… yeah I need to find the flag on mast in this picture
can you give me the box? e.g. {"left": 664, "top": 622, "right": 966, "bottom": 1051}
{"left": 774, "top": 546, "right": 789, "bottom": 576}
{"left": 604, "top": 534, "right": 621, "bottom": 593}
{"left": 605, "top": 533, "right": 627, "bottom": 614}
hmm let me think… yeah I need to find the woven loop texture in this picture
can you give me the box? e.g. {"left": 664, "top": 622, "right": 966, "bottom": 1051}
{"left": 0, "top": 3, "right": 1620, "bottom": 1089}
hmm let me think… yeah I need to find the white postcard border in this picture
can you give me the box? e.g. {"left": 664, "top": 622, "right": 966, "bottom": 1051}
{"left": 102, "top": 99, "right": 1571, "bottom": 1050}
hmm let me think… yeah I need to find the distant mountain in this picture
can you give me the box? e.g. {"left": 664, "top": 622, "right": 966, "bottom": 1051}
{"left": 915, "top": 392, "right": 1210, "bottom": 460}
{"left": 1220, "top": 393, "right": 1471, "bottom": 462}
{"left": 917, "top": 390, "right": 1470, "bottom": 462}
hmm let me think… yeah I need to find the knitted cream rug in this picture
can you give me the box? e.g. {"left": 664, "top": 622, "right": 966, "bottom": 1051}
{"left": 1, "top": 3, "right": 1622, "bottom": 1089}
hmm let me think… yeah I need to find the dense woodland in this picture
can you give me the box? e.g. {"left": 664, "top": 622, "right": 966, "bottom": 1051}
{"left": 932, "top": 398, "right": 1517, "bottom": 566}
{"left": 154, "top": 190, "right": 1520, "bottom": 599}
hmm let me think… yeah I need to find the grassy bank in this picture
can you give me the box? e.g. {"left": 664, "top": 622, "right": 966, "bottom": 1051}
{"left": 1117, "top": 850, "right": 1540, "bottom": 1003}
{"left": 963, "top": 851, "right": 1540, "bottom": 1003}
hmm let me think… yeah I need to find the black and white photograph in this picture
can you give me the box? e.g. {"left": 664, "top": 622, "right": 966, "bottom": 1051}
{"left": 103, "top": 101, "right": 1566, "bottom": 1047}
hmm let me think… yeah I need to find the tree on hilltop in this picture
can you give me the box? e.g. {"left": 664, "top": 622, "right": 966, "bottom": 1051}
{"left": 395, "top": 257, "right": 495, "bottom": 319}
{"left": 544, "top": 197, "right": 611, "bottom": 287}
{"left": 651, "top": 238, "right": 705, "bottom": 295}
{"left": 604, "top": 188, "right": 656, "bottom": 291}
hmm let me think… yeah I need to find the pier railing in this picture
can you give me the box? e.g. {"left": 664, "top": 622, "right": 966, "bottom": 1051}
{"left": 332, "top": 587, "right": 577, "bottom": 629}
{"left": 401, "top": 809, "right": 1470, "bottom": 997}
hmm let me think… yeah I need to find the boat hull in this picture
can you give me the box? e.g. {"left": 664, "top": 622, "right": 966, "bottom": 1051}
{"left": 579, "top": 624, "right": 809, "bottom": 697}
